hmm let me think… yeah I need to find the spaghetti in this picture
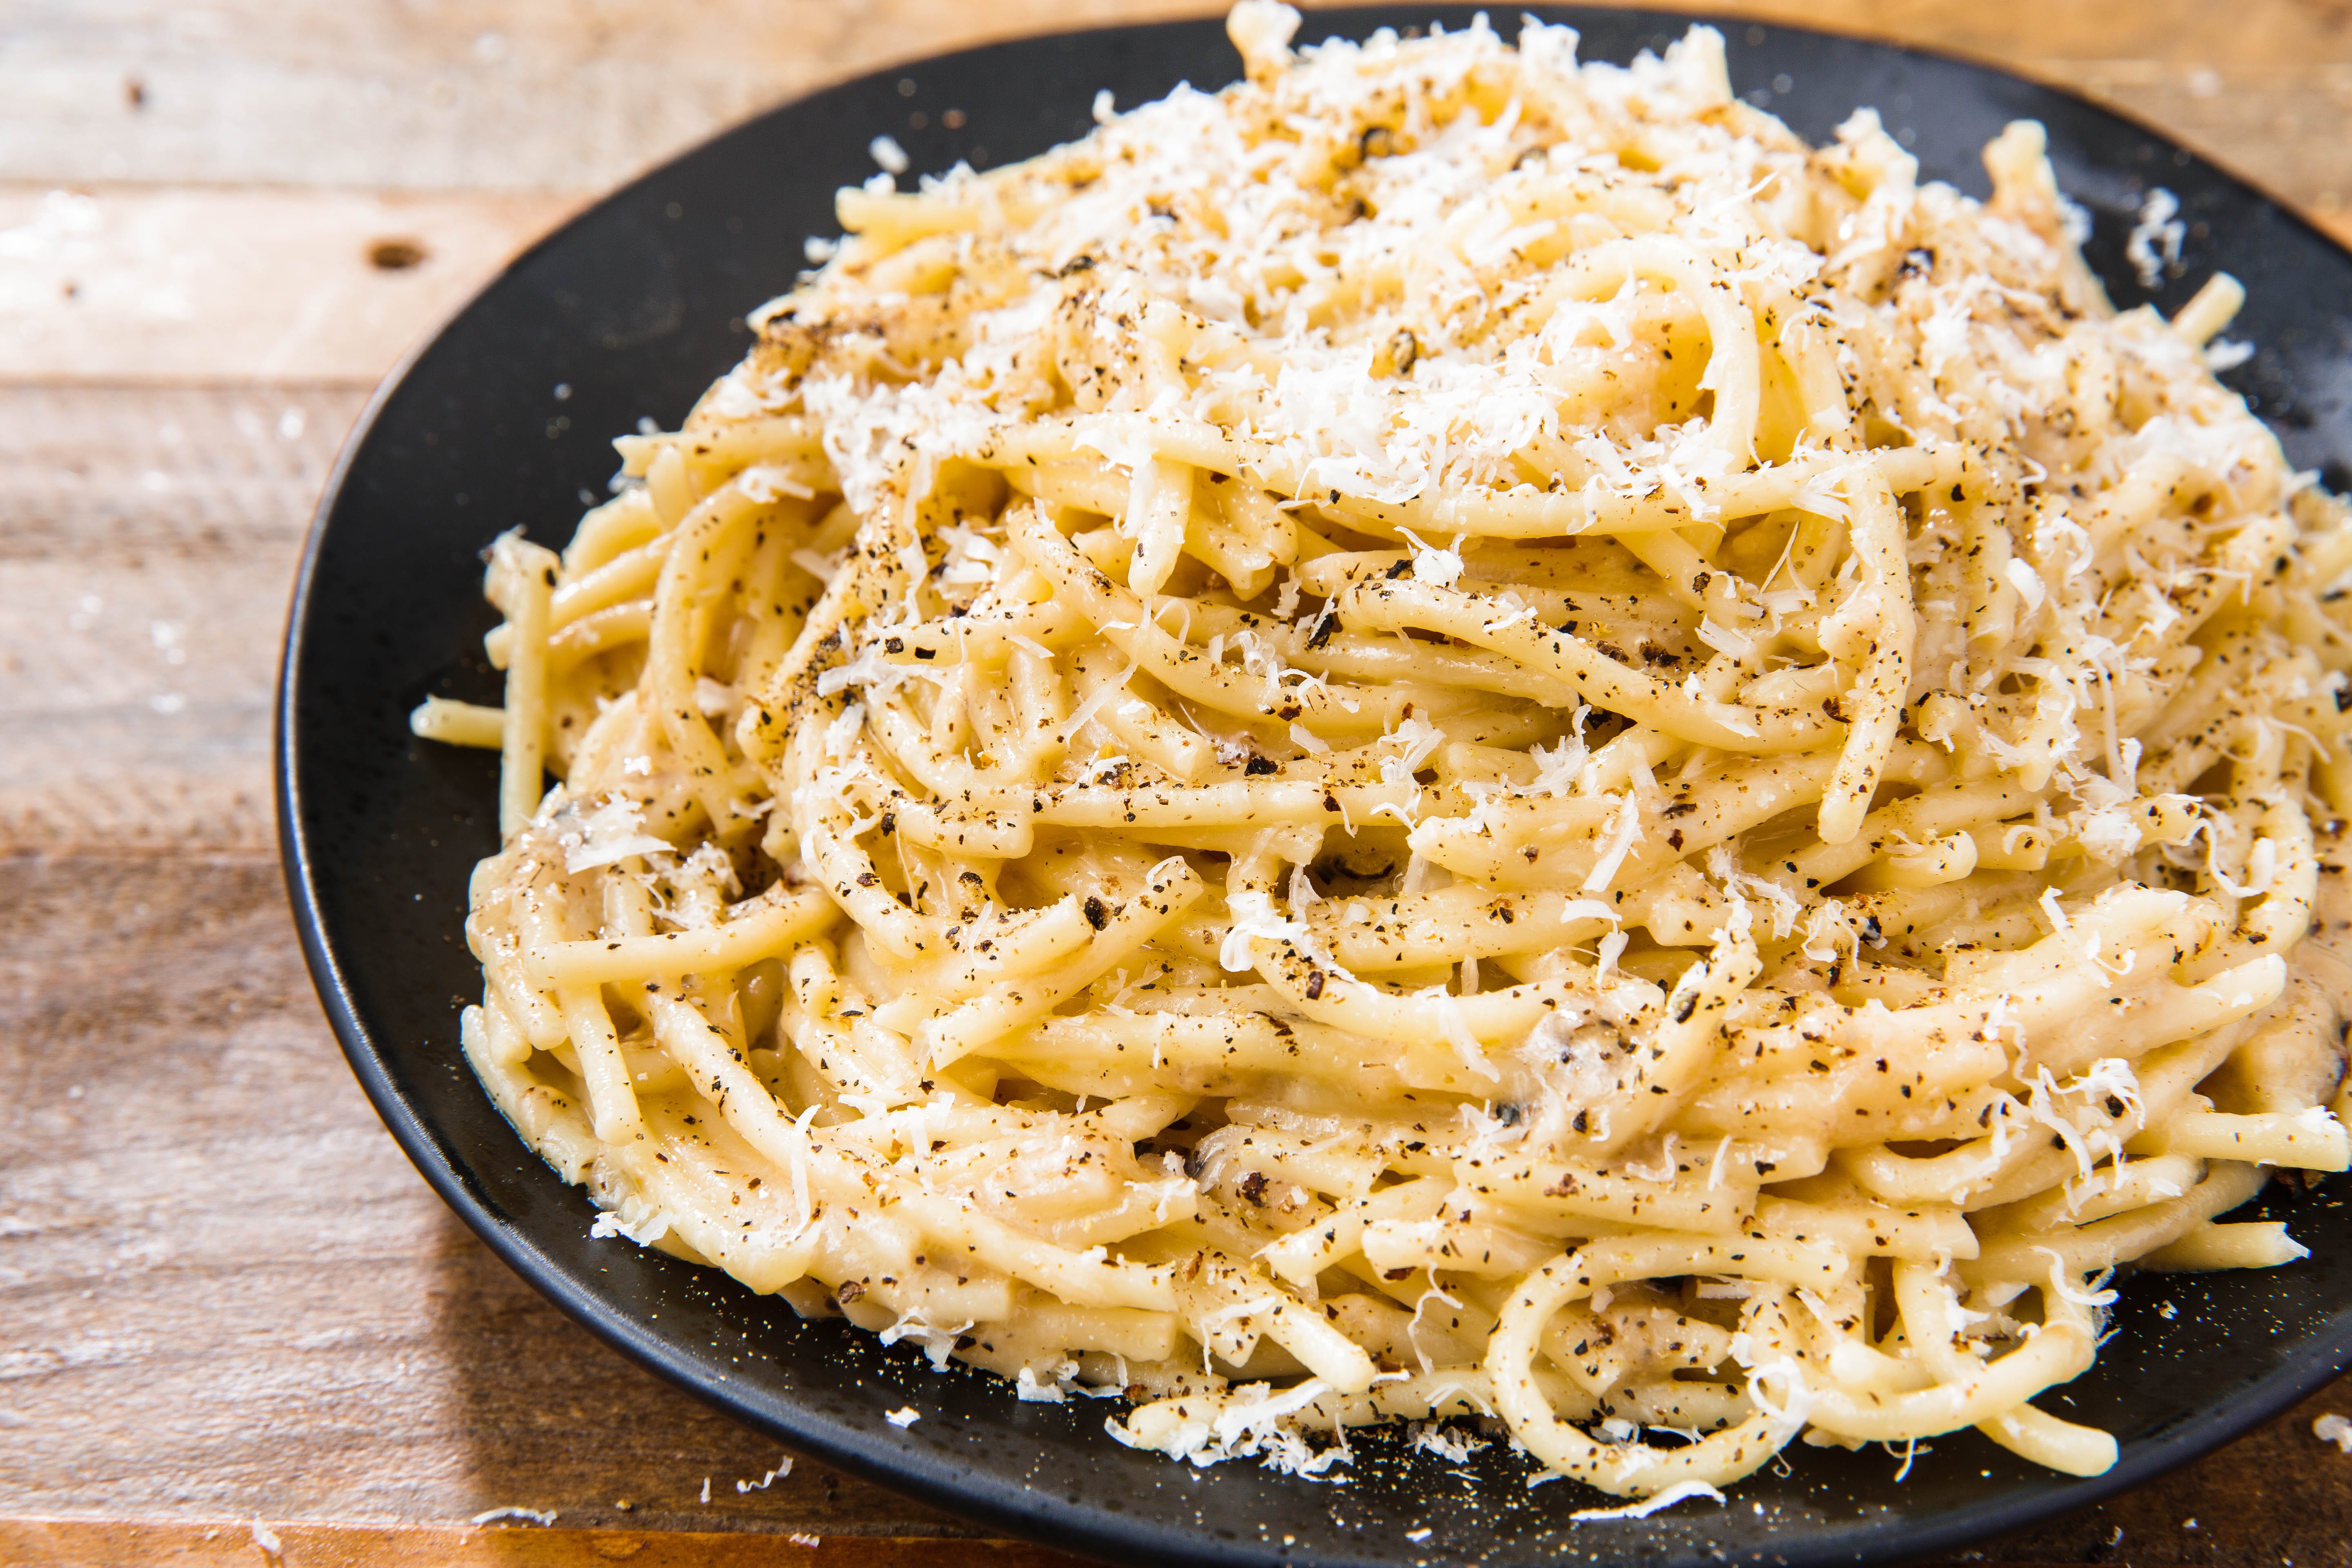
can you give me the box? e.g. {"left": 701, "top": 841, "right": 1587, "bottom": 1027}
{"left": 417, "top": 3, "right": 2352, "bottom": 1497}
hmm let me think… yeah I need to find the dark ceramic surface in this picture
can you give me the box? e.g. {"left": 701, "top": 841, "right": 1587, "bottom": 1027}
{"left": 278, "top": 10, "right": 2352, "bottom": 1565}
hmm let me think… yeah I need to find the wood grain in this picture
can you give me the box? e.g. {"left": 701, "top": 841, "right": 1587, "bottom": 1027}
{"left": 4, "top": 0, "right": 2352, "bottom": 1562}
{"left": 0, "top": 0, "right": 1207, "bottom": 194}
{"left": 0, "top": 186, "right": 578, "bottom": 385}
{"left": 0, "top": 386, "right": 362, "bottom": 854}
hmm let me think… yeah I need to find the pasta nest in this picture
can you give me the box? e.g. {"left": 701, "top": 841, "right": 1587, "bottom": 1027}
{"left": 441, "top": 2, "right": 2352, "bottom": 1497}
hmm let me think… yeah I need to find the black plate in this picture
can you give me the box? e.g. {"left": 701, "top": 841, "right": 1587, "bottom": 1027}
{"left": 278, "top": 9, "right": 2352, "bottom": 1565}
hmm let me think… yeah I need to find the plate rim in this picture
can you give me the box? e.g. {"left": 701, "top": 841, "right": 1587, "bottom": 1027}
{"left": 275, "top": 8, "right": 2352, "bottom": 1564}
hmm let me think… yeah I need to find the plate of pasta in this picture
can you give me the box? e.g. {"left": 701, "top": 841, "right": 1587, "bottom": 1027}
{"left": 281, "top": 5, "right": 2352, "bottom": 1564}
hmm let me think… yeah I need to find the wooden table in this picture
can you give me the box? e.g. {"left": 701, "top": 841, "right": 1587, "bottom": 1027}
{"left": 7, "top": 2, "right": 2352, "bottom": 1563}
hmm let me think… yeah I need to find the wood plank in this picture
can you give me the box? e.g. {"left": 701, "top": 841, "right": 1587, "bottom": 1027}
{"left": 0, "top": 1519, "right": 1087, "bottom": 1567}
{"left": 0, "top": 386, "right": 364, "bottom": 854}
{"left": 0, "top": 0, "right": 1207, "bottom": 194}
{"left": 0, "top": 186, "right": 576, "bottom": 384}
{"left": 0, "top": 0, "right": 2341, "bottom": 208}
